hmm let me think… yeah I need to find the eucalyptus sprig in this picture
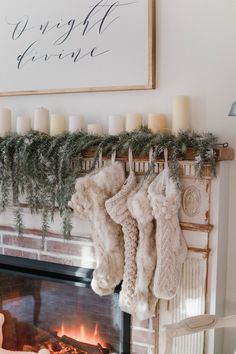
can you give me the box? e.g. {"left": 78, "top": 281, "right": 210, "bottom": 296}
{"left": 0, "top": 129, "right": 218, "bottom": 238}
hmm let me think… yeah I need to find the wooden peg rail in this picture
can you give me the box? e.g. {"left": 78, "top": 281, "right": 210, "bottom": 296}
{"left": 80, "top": 147, "right": 234, "bottom": 178}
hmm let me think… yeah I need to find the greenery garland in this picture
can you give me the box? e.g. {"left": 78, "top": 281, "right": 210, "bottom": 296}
{"left": 0, "top": 128, "right": 218, "bottom": 239}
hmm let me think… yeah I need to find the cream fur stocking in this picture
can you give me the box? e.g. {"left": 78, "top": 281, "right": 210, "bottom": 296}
{"left": 127, "top": 176, "right": 158, "bottom": 320}
{"left": 69, "top": 162, "right": 125, "bottom": 296}
{"left": 105, "top": 170, "right": 139, "bottom": 314}
{"left": 148, "top": 168, "right": 187, "bottom": 300}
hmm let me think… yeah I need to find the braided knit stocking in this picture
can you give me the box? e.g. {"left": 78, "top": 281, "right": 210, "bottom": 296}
{"left": 69, "top": 162, "right": 125, "bottom": 296}
{"left": 105, "top": 171, "right": 139, "bottom": 314}
{"left": 127, "top": 176, "right": 158, "bottom": 320}
{"left": 148, "top": 168, "right": 187, "bottom": 300}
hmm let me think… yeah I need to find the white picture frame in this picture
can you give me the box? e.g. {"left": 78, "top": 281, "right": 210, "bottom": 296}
{"left": 0, "top": 0, "right": 156, "bottom": 96}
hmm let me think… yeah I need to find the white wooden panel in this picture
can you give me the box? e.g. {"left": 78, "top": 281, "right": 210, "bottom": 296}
{"left": 180, "top": 178, "right": 211, "bottom": 225}
{"left": 183, "top": 230, "right": 208, "bottom": 249}
{"left": 158, "top": 252, "right": 207, "bottom": 354}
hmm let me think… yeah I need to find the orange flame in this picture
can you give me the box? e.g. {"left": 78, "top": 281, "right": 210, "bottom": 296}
{"left": 57, "top": 322, "right": 107, "bottom": 348}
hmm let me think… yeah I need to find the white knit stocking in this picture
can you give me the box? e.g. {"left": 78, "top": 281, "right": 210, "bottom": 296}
{"left": 148, "top": 168, "right": 187, "bottom": 300}
{"left": 69, "top": 162, "right": 125, "bottom": 296}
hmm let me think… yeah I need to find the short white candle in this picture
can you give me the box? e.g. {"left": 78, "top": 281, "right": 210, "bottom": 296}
{"left": 108, "top": 115, "right": 125, "bottom": 135}
{"left": 50, "top": 114, "right": 65, "bottom": 136}
{"left": 87, "top": 123, "right": 103, "bottom": 135}
{"left": 172, "top": 96, "right": 191, "bottom": 134}
{"left": 148, "top": 113, "right": 168, "bottom": 134}
{"left": 69, "top": 115, "right": 84, "bottom": 133}
{"left": 126, "top": 113, "right": 142, "bottom": 132}
{"left": 16, "top": 116, "right": 31, "bottom": 135}
{"left": 34, "top": 107, "right": 49, "bottom": 134}
{"left": 0, "top": 108, "right": 11, "bottom": 137}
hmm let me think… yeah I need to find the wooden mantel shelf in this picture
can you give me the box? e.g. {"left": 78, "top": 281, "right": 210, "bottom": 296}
{"left": 213, "top": 147, "right": 234, "bottom": 161}
{"left": 83, "top": 147, "right": 234, "bottom": 162}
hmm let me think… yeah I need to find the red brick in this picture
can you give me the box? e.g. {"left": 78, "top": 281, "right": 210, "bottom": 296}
{"left": 132, "top": 318, "right": 150, "bottom": 329}
{"left": 132, "top": 328, "right": 155, "bottom": 346}
{"left": 46, "top": 240, "right": 95, "bottom": 258}
{"left": 39, "top": 254, "right": 95, "bottom": 269}
{"left": 132, "top": 343, "right": 154, "bottom": 354}
{"left": 4, "top": 248, "right": 38, "bottom": 260}
{"left": 43, "top": 232, "right": 92, "bottom": 242}
{"left": 39, "top": 254, "right": 77, "bottom": 266}
{"left": 2, "top": 234, "right": 43, "bottom": 250}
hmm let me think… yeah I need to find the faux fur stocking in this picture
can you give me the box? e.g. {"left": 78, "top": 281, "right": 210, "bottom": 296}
{"left": 105, "top": 170, "right": 139, "bottom": 314}
{"left": 69, "top": 162, "right": 125, "bottom": 296}
{"left": 127, "top": 176, "right": 158, "bottom": 320}
{"left": 148, "top": 168, "right": 187, "bottom": 300}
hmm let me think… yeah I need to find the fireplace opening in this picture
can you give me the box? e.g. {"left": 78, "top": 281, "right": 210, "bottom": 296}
{"left": 0, "top": 255, "right": 131, "bottom": 354}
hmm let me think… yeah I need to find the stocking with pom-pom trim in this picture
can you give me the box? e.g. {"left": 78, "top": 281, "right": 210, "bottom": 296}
{"left": 148, "top": 167, "right": 187, "bottom": 300}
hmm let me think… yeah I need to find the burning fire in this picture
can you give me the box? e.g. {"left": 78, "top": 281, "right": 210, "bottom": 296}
{"left": 57, "top": 322, "right": 107, "bottom": 348}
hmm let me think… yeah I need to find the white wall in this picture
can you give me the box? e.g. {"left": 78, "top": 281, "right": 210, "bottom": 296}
{"left": 1, "top": 0, "right": 236, "bottom": 352}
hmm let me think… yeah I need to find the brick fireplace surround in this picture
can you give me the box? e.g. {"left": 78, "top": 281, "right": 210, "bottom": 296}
{"left": 0, "top": 224, "right": 156, "bottom": 354}
{"left": 0, "top": 151, "right": 233, "bottom": 354}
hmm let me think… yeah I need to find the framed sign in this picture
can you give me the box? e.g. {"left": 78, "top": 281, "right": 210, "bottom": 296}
{"left": 0, "top": 0, "right": 156, "bottom": 96}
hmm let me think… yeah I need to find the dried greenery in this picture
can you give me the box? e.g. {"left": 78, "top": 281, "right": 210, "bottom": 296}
{"left": 0, "top": 128, "right": 218, "bottom": 238}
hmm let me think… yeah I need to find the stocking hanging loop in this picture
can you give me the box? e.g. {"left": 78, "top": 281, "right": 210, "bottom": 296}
{"left": 128, "top": 147, "right": 134, "bottom": 172}
{"left": 111, "top": 150, "right": 117, "bottom": 164}
{"left": 99, "top": 149, "right": 103, "bottom": 167}
{"left": 143, "top": 147, "right": 155, "bottom": 180}
{"left": 149, "top": 147, "right": 154, "bottom": 167}
{"left": 164, "top": 148, "right": 168, "bottom": 169}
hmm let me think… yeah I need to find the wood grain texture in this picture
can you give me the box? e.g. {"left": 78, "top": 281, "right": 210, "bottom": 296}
{"left": 82, "top": 147, "right": 234, "bottom": 162}
{"left": 180, "top": 222, "right": 213, "bottom": 233}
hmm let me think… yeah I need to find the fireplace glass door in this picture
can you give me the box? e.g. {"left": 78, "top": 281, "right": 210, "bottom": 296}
{"left": 0, "top": 257, "right": 130, "bottom": 354}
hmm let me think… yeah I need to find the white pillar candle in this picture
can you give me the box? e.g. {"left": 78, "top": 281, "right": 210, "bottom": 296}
{"left": 16, "top": 116, "right": 31, "bottom": 135}
{"left": 108, "top": 115, "right": 125, "bottom": 135}
{"left": 50, "top": 114, "right": 65, "bottom": 136}
{"left": 0, "top": 108, "right": 11, "bottom": 137}
{"left": 87, "top": 123, "right": 103, "bottom": 135}
{"left": 34, "top": 107, "right": 49, "bottom": 134}
{"left": 126, "top": 113, "right": 142, "bottom": 132}
{"left": 172, "top": 96, "right": 191, "bottom": 134}
{"left": 69, "top": 115, "right": 84, "bottom": 133}
{"left": 148, "top": 113, "right": 168, "bottom": 134}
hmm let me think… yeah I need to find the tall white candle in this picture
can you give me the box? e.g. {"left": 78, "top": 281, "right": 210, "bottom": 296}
{"left": 148, "top": 113, "right": 168, "bottom": 134}
{"left": 0, "top": 108, "right": 11, "bottom": 137}
{"left": 126, "top": 113, "right": 142, "bottom": 132}
{"left": 69, "top": 115, "right": 84, "bottom": 133}
{"left": 50, "top": 114, "right": 65, "bottom": 136}
{"left": 108, "top": 115, "right": 125, "bottom": 135}
{"left": 16, "top": 116, "right": 31, "bottom": 135}
{"left": 34, "top": 107, "right": 49, "bottom": 134}
{"left": 87, "top": 123, "right": 103, "bottom": 135}
{"left": 172, "top": 96, "right": 191, "bottom": 134}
